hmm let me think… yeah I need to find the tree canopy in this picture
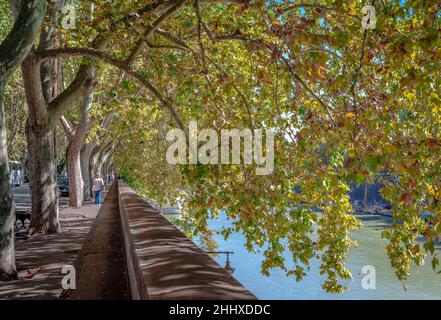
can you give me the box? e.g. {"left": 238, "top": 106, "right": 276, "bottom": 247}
{"left": 1, "top": 0, "right": 440, "bottom": 292}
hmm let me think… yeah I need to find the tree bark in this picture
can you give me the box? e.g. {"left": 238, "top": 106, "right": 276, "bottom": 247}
{"left": 26, "top": 117, "right": 61, "bottom": 234}
{"left": 102, "top": 149, "right": 115, "bottom": 183}
{"left": 20, "top": 52, "right": 60, "bottom": 235}
{"left": 62, "top": 93, "right": 93, "bottom": 208}
{"left": 80, "top": 142, "right": 95, "bottom": 201}
{"left": 21, "top": 32, "right": 94, "bottom": 233}
{"left": 0, "top": 78, "right": 17, "bottom": 280}
{"left": 89, "top": 145, "right": 101, "bottom": 197}
{"left": 96, "top": 142, "right": 113, "bottom": 179}
{"left": 0, "top": 0, "right": 47, "bottom": 279}
{"left": 66, "top": 142, "right": 84, "bottom": 208}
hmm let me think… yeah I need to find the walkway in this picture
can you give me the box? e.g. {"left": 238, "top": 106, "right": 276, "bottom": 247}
{"left": 1, "top": 182, "right": 253, "bottom": 300}
{"left": 0, "top": 185, "right": 100, "bottom": 299}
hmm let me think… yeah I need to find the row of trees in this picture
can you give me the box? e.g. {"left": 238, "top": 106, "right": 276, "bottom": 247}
{"left": 1, "top": 0, "right": 440, "bottom": 292}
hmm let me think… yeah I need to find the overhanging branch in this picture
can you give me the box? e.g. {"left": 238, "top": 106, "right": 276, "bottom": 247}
{"left": 36, "top": 48, "right": 186, "bottom": 132}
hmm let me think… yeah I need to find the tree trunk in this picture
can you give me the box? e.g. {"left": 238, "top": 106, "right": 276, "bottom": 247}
{"left": 22, "top": 50, "right": 94, "bottom": 232}
{"left": 0, "top": 0, "right": 48, "bottom": 279}
{"left": 80, "top": 142, "right": 95, "bottom": 201}
{"left": 26, "top": 118, "right": 61, "bottom": 235}
{"left": 102, "top": 150, "right": 114, "bottom": 184}
{"left": 89, "top": 145, "right": 100, "bottom": 197}
{"left": 363, "top": 177, "right": 368, "bottom": 210}
{"left": 61, "top": 92, "right": 93, "bottom": 208}
{"left": 0, "top": 78, "right": 17, "bottom": 280}
{"left": 96, "top": 143, "right": 113, "bottom": 178}
{"left": 66, "top": 142, "right": 84, "bottom": 208}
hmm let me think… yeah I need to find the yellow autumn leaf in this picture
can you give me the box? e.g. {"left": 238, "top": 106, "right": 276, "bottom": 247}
{"left": 345, "top": 112, "right": 356, "bottom": 119}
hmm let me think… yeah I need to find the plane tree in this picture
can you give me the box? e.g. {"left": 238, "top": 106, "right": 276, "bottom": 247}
{"left": 100, "top": 0, "right": 440, "bottom": 292}
{"left": 0, "top": 0, "right": 47, "bottom": 280}
{"left": 20, "top": 0, "right": 189, "bottom": 232}
{"left": 1, "top": 0, "right": 439, "bottom": 293}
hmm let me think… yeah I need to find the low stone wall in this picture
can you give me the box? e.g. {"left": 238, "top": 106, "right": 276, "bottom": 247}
{"left": 117, "top": 181, "right": 256, "bottom": 300}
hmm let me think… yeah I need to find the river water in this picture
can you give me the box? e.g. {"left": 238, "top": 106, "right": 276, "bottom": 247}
{"left": 187, "top": 212, "right": 440, "bottom": 299}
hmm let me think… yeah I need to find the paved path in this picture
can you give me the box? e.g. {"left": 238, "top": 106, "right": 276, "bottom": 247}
{"left": 0, "top": 185, "right": 100, "bottom": 299}
{"left": 12, "top": 184, "right": 70, "bottom": 214}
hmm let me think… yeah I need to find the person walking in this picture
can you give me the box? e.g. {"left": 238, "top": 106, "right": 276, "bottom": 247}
{"left": 93, "top": 173, "right": 105, "bottom": 205}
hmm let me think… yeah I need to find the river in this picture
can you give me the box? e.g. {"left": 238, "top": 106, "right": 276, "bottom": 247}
{"left": 182, "top": 212, "right": 441, "bottom": 299}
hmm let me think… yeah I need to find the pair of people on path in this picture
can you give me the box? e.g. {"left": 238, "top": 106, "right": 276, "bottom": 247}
{"left": 93, "top": 173, "right": 105, "bottom": 205}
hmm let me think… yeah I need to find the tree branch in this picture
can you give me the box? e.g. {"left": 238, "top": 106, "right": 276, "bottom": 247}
{"left": 36, "top": 48, "right": 186, "bottom": 132}
{"left": 60, "top": 115, "right": 75, "bottom": 141}
{"left": 153, "top": 28, "right": 255, "bottom": 129}
{"left": 281, "top": 56, "right": 336, "bottom": 126}
{"left": 209, "top": 32, "right": 337, "bottom": 125}
{"left": 0, "top": 0, "right": 47, "bottom": 79}
{"left": 349, "top": 0, "right": 376, "bottom": 110}
{"left": 125, "top": 0, "right": 187, "bottom": 65}
{"left": 47, "top": 0, "right": 170, "bottom": 129}
{"left": 153, "top": 28, "right": 333, "bottom": 126}
{"left": 155, "top": 28, "right": 192, "bottom": 49}
{"left": 47, "top": 64, "right": 95, "bottom": 129}
{"left": 194, "top": 0, "right": 215, "bottom": 43}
